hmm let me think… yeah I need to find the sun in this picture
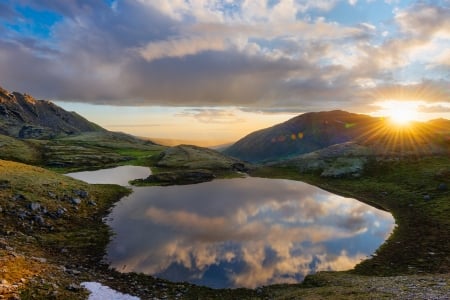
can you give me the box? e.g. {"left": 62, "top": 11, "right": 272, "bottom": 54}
{"left": 375, "top": 100, "right": 421, "bottom": 126}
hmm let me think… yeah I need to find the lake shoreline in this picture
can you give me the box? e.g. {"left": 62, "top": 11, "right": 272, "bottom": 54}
{"left": 1, "top": 156, "right": 449, "bottom": 299}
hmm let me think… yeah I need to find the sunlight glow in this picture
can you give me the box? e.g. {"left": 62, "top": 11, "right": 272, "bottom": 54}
{"left": 375, "top": 100, "right": 421, "bottom": 126}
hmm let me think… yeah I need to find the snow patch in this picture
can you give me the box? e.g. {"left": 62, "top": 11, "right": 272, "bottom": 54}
{"left": 81, "top": 282, "right": 140, "bottom": 300}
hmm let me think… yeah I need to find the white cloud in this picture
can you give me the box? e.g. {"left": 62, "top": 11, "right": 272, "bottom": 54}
{"left": 139, "top": 36, "right": 227, "bottom": 61}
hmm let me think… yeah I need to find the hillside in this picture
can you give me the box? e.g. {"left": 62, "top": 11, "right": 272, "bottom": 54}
{"left": 0, "top": 86, "right": 168, "bottom": 171}
{"left": 224, "top": 110, "right": 450, "bottom": 163}
{"left": 0, "top": 86, "right": 102, "bottom": 139}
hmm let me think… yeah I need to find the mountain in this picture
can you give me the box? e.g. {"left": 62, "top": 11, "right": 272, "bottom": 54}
{"left": 0, "top": 85, "right": 164, "bottom": 170}
{"left": 224, "top": 110, "right": 450, "bottom": 163}
{"left": 0, "top": 86, "right": 102, "bottom": 139}
{"left": 224, "top": 110, "right": 380, "bottom": 162}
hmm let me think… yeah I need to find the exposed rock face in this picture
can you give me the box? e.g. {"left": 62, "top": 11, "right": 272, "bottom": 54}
{"left": 0, "top": 86, "right": 102, "bottom": 139}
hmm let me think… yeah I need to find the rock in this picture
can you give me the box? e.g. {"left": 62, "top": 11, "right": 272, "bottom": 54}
{"left": 231, "top": 162, "right": 248, "bottom": 173}
{"left": 17, "top": 211, "right": 28, "bottom": 220}
{"left": 437, "top": 183, "right": 448, "bottom": 191}
{"left": 71, "top": 198, "right": 81, "bottom": 205}
{"left": 73, "top": 189, "right": 88, "bottom": 198}
{"left": 12, "top": 194, "right": 26, "bottom": 201}
{"left": 66, "top": 283, "right": 82, "bottom": 291}
{"left": 423, "top": 195, "right": 431, "bottom": 201}
{"left": 66, "top": 269, "right": 81, "bottom": 276}
{"left": 88, "top": 200, "right": 97, "bottom": 206}
{"left": 56, "top": 207, "right": 66, "bottom": 217}
{"left": 32, "top": 257, "right": 47, "bottom": 263}
{"left": 28, "top": 202, "right": 41, "bottom": 211}
{"left": 48, "top": 191, "right": 57, "bottom": 199}
{"left": 321, "top": 157, "right": 367, "bottom": 178}
{"left": 33, "top": 215, "right": 45, "bottom": 226}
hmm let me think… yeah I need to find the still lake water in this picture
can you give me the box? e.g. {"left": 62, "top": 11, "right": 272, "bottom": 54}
{"left": 67, "top": 166, "right": 395, "bottom": 289}
{"left": 66, "top": 165, "right": 151, "bottom": 186}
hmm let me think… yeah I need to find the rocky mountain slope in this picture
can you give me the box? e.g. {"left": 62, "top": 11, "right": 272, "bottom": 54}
{"left": 224, "top": 110, "right": 450, "bottom": 163}
{"left": 0, "top": 86, "right": 166, "bottom": 171}
{"left": 0, "top": 86, "right": 102, "bottom": 139}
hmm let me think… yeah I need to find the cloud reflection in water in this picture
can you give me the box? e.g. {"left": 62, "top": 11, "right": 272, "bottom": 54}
{"left": 106, "top": 177, "right": 394, "bottom": 288}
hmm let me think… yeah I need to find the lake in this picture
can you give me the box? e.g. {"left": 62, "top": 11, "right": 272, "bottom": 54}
{"left": 67, "top": 166, "right": 395, "bottom": 289}
{"left": 66, "top": 165, "right": 151, "bottom": 186}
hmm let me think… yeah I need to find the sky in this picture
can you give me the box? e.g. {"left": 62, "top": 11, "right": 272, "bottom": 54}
{"left": 0, "top": 0, "right": 449, "bottom": 145}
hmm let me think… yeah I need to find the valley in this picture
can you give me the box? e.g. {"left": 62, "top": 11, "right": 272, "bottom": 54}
{"left": 0, "top": 86, "right": 449, "bottom": 299}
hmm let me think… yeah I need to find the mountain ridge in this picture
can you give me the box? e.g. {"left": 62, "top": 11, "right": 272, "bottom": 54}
{"left": 0, "top": 86, "right": 103, "bottom": 139}
{"left": 224, "top": 110, "right": 450, "bottom": 163}
{"left": 224, "top": 110, "right": 379, "bottom": 162}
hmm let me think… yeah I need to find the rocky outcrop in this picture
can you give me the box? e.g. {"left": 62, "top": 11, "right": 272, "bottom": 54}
{"left": 131, "top": 170, "right": 215, "bottom": 186}
{"left": 0, "top": 86, "right": 102, "bottom": 139}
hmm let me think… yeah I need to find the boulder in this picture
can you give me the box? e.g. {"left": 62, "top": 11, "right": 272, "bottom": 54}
{"left": 71, "top": 198, "right": 82, "bottom": 205}
{"left": 321, "top": 157, "right": 367, "bottom": 178}
{"left": 73, "top": 189, "right": 88, "bottom": 198}
{"left": 28, "top": 202, "right": 41, "bottom": 211}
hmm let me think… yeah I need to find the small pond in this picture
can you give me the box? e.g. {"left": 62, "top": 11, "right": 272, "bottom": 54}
{"left": 66, "top": 165, "right": 151, "bottom": 186}
{"left": 67, "top": 166, "right": 395, "bottom": 289}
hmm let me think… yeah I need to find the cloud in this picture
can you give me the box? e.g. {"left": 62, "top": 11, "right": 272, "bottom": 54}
{"left": 177, "top": 108, "right": 245, "bottom": 124}
{"left": 395, "top": 2, "right": 450, "bottom": 39}
{"left": 418, "top": 103, "right": 450, "bottom": 113}
{"left": 0, "top": 1, "right": 448, "bottom": 113}
{"left": 139, "top": 36, "right": 227, "bottom": 61}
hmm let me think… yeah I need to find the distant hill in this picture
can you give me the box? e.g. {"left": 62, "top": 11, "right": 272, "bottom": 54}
{"left": 224, "top": 110, "right": 380, "bottom": 162}
{"left": 224, "top": 110, "right": 450, "bottom": 163}
{"left": 0, "top": 86, "right": 102, "bottom": 139}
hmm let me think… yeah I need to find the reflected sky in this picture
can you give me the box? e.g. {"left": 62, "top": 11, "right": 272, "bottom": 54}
{"left": 104, "top": 177, "right": 394, "bottom": 289}
{"left": 65, "top": 165, "right": 151, "bottom": 186}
